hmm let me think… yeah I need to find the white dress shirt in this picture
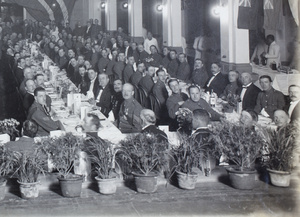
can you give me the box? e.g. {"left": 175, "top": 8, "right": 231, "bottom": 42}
{"left": 206, "top": 72, "right": 220, "bottom": 87}
{"left": 288, "top": 100, "right": 300, "bottom": 117}
{"left": 265, "top": 41, "right": 281, "bottom": 67}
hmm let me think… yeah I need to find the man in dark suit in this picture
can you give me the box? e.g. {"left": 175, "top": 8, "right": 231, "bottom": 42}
{"left": 152, "top": 69, "right": 169, "bottom": 105}
{"left": 84, "top": 21, "right": 92, "bottom": 39}
{"left": 87, "top": 68, "right": 99, "bottom": 98}
{"left": 205, "top": 62, "right": 228, "bottom": 96}
{"left": 137, "top": 44, "right": 149, "bottom": 64}
{"left": 286, "top": 85, "right": 300, "bottom": 123}
{"left": 23, "top": 79, "right": 36, "bottom": 112}
{"left": 236, "top": 72, "right": 261, "bottom": 111}
{"left": 14, "top": 57, "right": 26, "bottom": 85}
{"left": 191, "top": 59, "right": 208, "bottom": 88}
{"left": 5, "top": 120, "right": 38, "bottom": 153}
{"left": 56, "top": 48, "right": 68, "bottom": 70}
{"left": 97, "top": 49, "right": 110, "bottom": 74}
{"left": 140, "top": 109, "right": 168, "bottom": 142}
{"left": 111, "top": 79, "right": 124, "bottom": 121}
{"left": 94, "top": 73, "right": 114, "bottom": 117}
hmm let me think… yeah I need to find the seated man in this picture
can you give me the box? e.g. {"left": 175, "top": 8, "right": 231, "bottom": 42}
{"left": 19, "top": 67, "right": 34, "bottom": 96}
{"left": 93, "top": 73, "right": 114, "bottom": 117}
{"left": 140, "top": 109, "right": 168, "bottom": 142}
{"left": 87, "top": 68, "right": 99, "bottom": 98}
{"left": 35, "top": 73, "right": 45, "bottom": 87}
{"left": 254, "top": 75, "right": 285, "bottom": 118}
{"left": 205, "top": 62, "right": 228, "bottom": 96}
{"left": 220, "top": 70, "right": 240, "bottom": 100}
{"left": 27, "top": 87, "right": 63, "bottom": 136}
{"left": 286, "top": 85, "right": 300, "bottom": 123}
{"left": 273, "top": 110, "right": 290, "bottom": 129}
{"left": 166, "top": 78, "right": 189, "bottom": 131}
{"left": 138, "top": 65, "right": 155, "bottom": 95}
{"left": 5, "top": 120, "right": 38, "bottom": 153}
{"left": 118, "top": 83, "right": 143, "bottom": 133}
{"left": 176, "top": 53, "right": 191, "bottom": 82}
{"left": 152, "top": 68, "right": 169, "bottom": 105}
{"left": 182, "top": 85, "right": 222, "bottom": 121}
{"left": 23, "top": 79, "right": 36, "bottom": 112}
{"left": 240, "top": 110, "right": 258, "bottom": 127}
{"left": 82, "top": 113, "right": 101, "bottom": 138}
{"left": 190, "top": 109, "right": 216, "bottom": 172}
{"left": 191, "top": 58, "right": 208, "bottom": 88}
{"left": 237, "top": 72, "right": 261, "bottom": 111}
{"left": 110, "top": 79, "right": 124, "bottom": 121}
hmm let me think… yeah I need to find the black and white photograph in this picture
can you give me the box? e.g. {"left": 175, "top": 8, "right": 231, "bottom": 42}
{"left": 0, "top": 0, "right": 299, "bottom": 216}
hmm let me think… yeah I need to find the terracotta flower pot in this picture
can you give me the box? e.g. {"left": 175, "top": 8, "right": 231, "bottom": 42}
{"left": 132, "top": 172, "right": 158, "bottom": 193}
{"left": 267, "top": 169, "right": 291, "bottom": 187}
{"left": 226, "top": 167, "right": 257, "bottom": 190}
{"left": 0, "top": 178, "right": 7, "bottom": 201}
{"left": 176, "top": 171, "right": 198, "bottom": 190}
{"left": 57, "top": 174, "right": 84, "bottom": 197}
{"left": 17, "top": 180, "right": 39, "bottom": 199}
{"left": 95, "top": 176, "right": 117, "bottom": 194}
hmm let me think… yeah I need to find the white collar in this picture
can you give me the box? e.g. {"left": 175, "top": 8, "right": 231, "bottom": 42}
{"left": 242, "top": 83, "right": 252, "bottom": 88}
{"left": 291, "top": 99, "right": 300, "bottom": 105}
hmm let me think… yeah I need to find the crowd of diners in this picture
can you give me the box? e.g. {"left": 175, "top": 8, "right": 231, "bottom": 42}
{"left": 1, "top": 18, "right": 299, "bottom": 141}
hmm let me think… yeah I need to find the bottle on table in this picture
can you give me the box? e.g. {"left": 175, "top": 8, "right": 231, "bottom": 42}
{"left": 210, "top": 89, "right": 216, "bottom": 107}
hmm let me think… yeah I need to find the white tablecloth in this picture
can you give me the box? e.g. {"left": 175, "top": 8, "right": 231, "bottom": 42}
{"left": 252, "top": 65, "right": 300, "bottom": 95}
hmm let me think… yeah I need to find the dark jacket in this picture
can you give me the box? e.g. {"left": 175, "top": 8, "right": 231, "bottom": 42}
{"left": 205, "top": 72, "right": 228, "bottom": 97}
{"left": 236, "top": 83, "right": 261, "bottom": 111}
{"left": 95, "top": 84, "right": 114, "bottom": 117}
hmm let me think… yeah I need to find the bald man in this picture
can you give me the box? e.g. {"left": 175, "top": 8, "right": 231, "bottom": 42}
{"left": 118, "top": 83, "right": 143, "bottom": 133}
{"left": 273, "top": 110, "right": 289, "bottom": 129}
{"left": 140, "top": 109, "right": 168, "bottom": 142}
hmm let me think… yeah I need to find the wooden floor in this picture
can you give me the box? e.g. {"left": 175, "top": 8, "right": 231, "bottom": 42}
{"left": 1, "top": 167, "right": 299, "bottom": 217}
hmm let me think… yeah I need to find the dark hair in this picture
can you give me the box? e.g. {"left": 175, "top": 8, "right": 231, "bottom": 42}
{"left": 193, "top": 109, "right": 210, "bottom": 124}
{"left": 17, "top": 57, "right": 24, "bottom": 64}
{"left": 178, "top": 53, "right": 186, "bottom": 58}
{"left": 188, "top": 85, "right": 200, "bottom": 94}
{"left": 168, "top": 78, "right": 179, "bottom": 87}
{"left": 23, "top": 120, "right": 38, "bottom": 138}
{"left": 34, "top": 73, "right": 44, "bottom": 80}
{"left": 156, "top": 68, "right": 165, "bottom": 77}
{"left": 259, "top": 75, "right": 272, "bottom": 82}
{"left": 211, "top": 62, "right": 221, "bottom": 68}
{"left": 194, "top": 58, "right": 203, "bottom": 62}
{"left": 169, "top": 49, "right": 177, "bottom": 54}
{"left": 87, "top": 113, "right": 101, "bottom": 130}
{"left": 289, "top": 84, "right": 300, "bottom": 90}
{"left": 34, "top": 86, "right": 45, "bottom": 96}
{"left": 114, "top": 78, "right": 123, "bottom": 84}
{"left": 266, "top": 34, "right": 275, "bottom": 42}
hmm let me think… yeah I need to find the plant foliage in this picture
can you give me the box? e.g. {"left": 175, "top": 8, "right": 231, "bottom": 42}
{"left": 83, "top": 136, "right": 116, "bottom": 179}
{"left": 118, "top": 133, "right": 170, "bottom": 175}
{"left": 40, "top": 133, "right": 83, "bottom": 178}
{"left": 212, "top": 120, "right": 266, "bottom": 170}
{"left": 13, "top": 148, "right": 47, "bottom": 183}
{"left": 263, "top": 123, "right": 298, "bottom": 172}
{"left": 171, "top": 133, "right": 213, "bottom": 174}
{"left": 0, "top": 146, "right": 18, "bottom": 177}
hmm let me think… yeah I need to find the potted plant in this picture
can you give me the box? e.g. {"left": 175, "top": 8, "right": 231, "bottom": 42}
{"left": 84, "top": 136, "right": 118, "bottom": 194}
{"left": 118, "top": 133, "right": 170, "bottom": 193}
{"left": 171, "top": 133, "right": 212, "bottom": 190}
{"left": 0, "top": 146, "right": 17, "bottom": 201}
{"left": 13, "top": 148, "right": 47, "bottom": 199}
{"left": 0, "top": 118, "right": 20, "bottom": 141}
{"left": 263, "top": 124, "right": 298, "bottom": 187}
{"left": 212, "top": 120, "right": 266, "bottom": 190}
{"left": 41, "top": 133, "right": 84, "bottom": 197}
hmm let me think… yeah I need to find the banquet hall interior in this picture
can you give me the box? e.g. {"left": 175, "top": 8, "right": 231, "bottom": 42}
{"left": 0, "top": 0, "right": 299, "bottom": 216}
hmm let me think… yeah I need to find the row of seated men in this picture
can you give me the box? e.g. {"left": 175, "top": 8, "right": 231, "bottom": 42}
{"left": 4, "top": 33, "right": 300, "bottom": 137}
{"left": 15, "top": 63, "right": 300, "bottom": 138}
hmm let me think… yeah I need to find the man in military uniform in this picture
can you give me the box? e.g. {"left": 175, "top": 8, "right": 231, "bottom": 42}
{"left": 118, "top": 83, "right": 143, "bottom": 133}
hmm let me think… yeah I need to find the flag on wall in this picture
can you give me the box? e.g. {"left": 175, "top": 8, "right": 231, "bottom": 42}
{"left": 5, "top": 0, "right": 76, "bottom": 23}
{"left": 288, "top": 0, "right": 299, "bottom": 26}
{"left": 237, "top": 0, "right": 263, "bottom": 30}
{"left": 263, "top": 0, "right": 284, "bottom": 30}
